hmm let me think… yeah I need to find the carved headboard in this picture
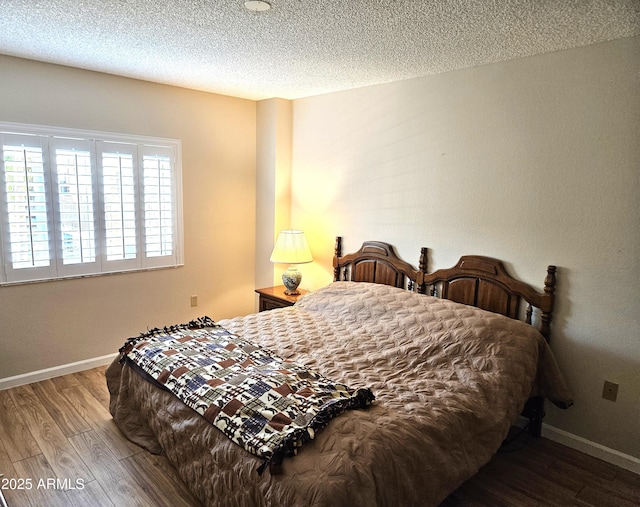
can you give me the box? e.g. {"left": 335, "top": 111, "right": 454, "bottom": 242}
{"left": 422, "top": 255, "right": 557, "bottom": 340}
{"left": 333, "top": 236, "right": 556, "bottom": 341}
{"left": 333, "top": 237, "right": 427, "bottom": 292}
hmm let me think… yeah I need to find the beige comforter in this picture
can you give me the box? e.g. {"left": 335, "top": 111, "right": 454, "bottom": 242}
{"left": 107, "top": 282, "right": 572, "bottom": 507}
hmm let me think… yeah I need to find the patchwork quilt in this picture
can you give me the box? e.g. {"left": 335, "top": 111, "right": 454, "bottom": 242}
{"left": 119, "top": 317, "right": 374, "bottom": 473}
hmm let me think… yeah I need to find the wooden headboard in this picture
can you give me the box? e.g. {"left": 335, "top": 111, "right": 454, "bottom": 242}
{"left": 333, "top": 237, "right": 427, "bottom": 291}
{"left": 422, "top": 256, "right": 557, "bottom": 341}
{"left": 333, "top": 236, "right": 556, "bottom": 341}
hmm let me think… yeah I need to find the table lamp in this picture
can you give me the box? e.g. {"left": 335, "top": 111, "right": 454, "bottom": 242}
{"left": 270, "top": 230, "right": 313, "bottom": 295}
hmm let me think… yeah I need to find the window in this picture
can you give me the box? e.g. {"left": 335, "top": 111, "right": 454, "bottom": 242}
{"left": 0, "top": 123, "right": 183, "bottom": 284}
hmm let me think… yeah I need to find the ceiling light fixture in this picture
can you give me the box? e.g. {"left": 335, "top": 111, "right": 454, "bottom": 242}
{"left": 244, "top": 1, "right": 271, "bottom": 12}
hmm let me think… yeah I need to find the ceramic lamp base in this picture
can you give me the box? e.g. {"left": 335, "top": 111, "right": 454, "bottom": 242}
{"left": 282, "top": 266, "right": 302, "bottom": 295}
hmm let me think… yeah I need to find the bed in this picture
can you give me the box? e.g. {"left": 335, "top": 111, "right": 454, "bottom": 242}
{"left": 107, "top": 237, "right": 572, "bottom": 507}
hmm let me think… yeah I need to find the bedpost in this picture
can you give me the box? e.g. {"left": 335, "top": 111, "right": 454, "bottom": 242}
{"left": 417, "top": 247, "right": 428, "bottom": 294}
{"left": 524, "top": 397, "right": 545, "bottom": 437}
{"left": 540, "top": 265, "right": 557, "bottom": 341}
{"left": 333, "top": 236, "right": 343, "bottom": 281}
{"left": 531, "top": 264, "right": 556, "bottom": 438}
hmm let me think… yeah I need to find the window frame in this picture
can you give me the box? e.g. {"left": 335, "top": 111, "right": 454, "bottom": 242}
{"left": 0, "top": 122, "right": 183, "bottom": 286}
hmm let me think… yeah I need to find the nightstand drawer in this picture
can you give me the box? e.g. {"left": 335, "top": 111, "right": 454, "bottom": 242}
{"left": 255, "top": 286, "right": 308, "bottom": 311}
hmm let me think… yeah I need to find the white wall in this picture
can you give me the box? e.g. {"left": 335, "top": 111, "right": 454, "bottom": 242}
{"left": 290, "top": 37, "right": 640, "bottom": 459}
{"left": 255, "top": 99, "right": 293, "bottom": 289}
{"left": 0, "top": 55, "right": 257, "bottom": 379}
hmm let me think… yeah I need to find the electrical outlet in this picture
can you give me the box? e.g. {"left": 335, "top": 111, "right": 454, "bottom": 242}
{"left": 602, "top": 380, "right": 619, "bottom": 402}
{"left": 190, "top": 295, "right": 198, "bottom": 307}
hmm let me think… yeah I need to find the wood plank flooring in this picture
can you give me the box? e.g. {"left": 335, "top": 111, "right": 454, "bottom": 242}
{"left": 0, "top": 366, "right": 201, "bottom": 507}
{"left": 0, "top": 366, "right": 637, "bottom": 507}
{"left": 441, "top": 432, "right": 640, "bottom": 506}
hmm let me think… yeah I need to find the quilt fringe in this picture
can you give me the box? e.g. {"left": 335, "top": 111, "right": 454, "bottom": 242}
{"left": 119, "top": 316, "right": 217, "bottom": 361}
{"left": 258, "top": 387, "right": 375, "bottom": 475}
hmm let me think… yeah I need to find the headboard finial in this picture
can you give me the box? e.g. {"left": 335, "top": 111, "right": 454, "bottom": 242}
{"left": 545, "top": 265, "right": 557, "bottom": 296}
{"left": 539, "top": 265, "right": 557, "bottom": 341}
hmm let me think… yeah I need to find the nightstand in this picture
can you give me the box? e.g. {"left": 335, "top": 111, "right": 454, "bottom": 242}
{"left": 255, "top": 285, "right": 308, "bottom": 312}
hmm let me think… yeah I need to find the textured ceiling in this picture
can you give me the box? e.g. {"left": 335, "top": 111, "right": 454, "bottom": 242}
{"left": 1, "top": 0, "right": 639, "bottom": 100}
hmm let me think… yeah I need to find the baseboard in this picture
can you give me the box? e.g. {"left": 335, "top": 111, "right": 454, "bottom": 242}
{"left": 542, "top": 423, "right": 640, "bottom": 475}
{"left": 0, "top": 353, "right": 118, "bottom": 391}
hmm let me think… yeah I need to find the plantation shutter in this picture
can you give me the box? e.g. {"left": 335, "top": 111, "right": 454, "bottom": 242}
{"left": 98, "top": 141, "right": 141, "bottom": 271}
{"left": 0, "top": 133, "right": 56, "bottom": 282}
{"left": 49, "top": 137, "right": 100, "bottom": 277}
{"left": 141, "top": 145, "right": 179, "bottom": 267}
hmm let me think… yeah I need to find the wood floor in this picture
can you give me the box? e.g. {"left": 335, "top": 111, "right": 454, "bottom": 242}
{"left": 0, "top": 366, "right": 637, "bottom": 507}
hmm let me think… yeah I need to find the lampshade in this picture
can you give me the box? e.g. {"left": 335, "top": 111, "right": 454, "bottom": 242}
{"left": 270, "top": 230, "right": 313, "bottom": 295}
{"left": 269, "top": 230, "right": 313, "bottom": 265}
